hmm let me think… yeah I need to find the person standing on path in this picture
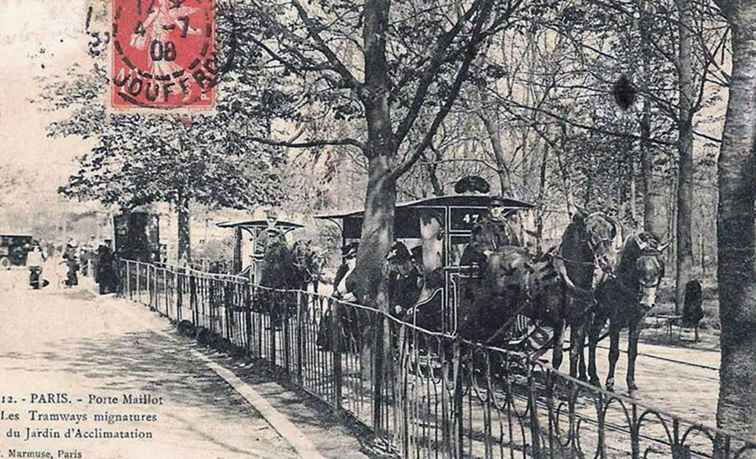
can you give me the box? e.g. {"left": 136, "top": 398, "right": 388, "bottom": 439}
{"left": 27, "top": 244, "right": 45, "bottom": 289}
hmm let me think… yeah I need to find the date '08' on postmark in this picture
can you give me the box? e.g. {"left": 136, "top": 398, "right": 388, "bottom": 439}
{"left": 111, "top": 0, "right": 216, "bottom": 110}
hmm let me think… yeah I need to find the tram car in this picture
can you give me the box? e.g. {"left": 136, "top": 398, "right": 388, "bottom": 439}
{"left": 216, "top": 211, "right": 304, "bottom": 281}
{"left": 113, "top": 211, "right": 160, "bottom": 262}
{"left": 316, "top": 193, "right": 534, "bottom": 333}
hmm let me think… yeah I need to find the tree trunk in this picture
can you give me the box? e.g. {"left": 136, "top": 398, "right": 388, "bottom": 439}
{"left": 481, "top": 114, "right": 514, "bottom": 195}
{"left": 674, "top": 0, "right": 695, "bottom": 315}
{"left": 715, "top": 0, "right": 756, "bottom": 442}
{"left": 233, "top": 226, "right": 243, "bottom": 273}
{"left": 535, "top": 143, "right": 550, "bottom": 255}
{"left": 640, "top": 103, "right": 667, "bottom": 239}
{"left": 357, "top": 0, "right": 397, "bottom": 419}
{"left": 640, "top": 0, "right": 667, "bottom": 241}
{"left": 177, "top": 190, "right": 191, "bottom": 267}
{"left": 355, "top": 0, "right": 394, "bottom": 310}
{"left": 425, "top": 147, "right": 444, "bottom": 196}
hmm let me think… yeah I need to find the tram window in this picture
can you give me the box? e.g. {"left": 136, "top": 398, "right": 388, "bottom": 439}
{"left": 449, "top": 236, "right": 470, "bottom": 266}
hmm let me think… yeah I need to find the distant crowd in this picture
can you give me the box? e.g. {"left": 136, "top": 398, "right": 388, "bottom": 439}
{"left": 25, "top": 235, "right": 118, "bottom": 294}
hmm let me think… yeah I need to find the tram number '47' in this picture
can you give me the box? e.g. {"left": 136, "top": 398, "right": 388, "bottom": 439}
{"left": 450, "top": 209, "right": 485, "bottom": 230}
{"left": 462, "top": 213, "right": 481, "bottom": 225}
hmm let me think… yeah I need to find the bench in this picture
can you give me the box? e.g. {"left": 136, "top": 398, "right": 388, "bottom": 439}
{"left": 654, "top": 314, "right": 700, "bottom": 342}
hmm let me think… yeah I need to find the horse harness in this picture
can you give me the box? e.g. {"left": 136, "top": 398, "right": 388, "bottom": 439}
{"left": 604, "top": 238, "right": 665, "bottom": 305}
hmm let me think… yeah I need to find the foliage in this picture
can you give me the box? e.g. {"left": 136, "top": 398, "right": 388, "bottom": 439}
{"left": 38, "top": 62, "right": 285, "bottom": 212}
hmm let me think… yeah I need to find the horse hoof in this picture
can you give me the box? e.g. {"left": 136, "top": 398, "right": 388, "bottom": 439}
{"left": 589, "top": 379, "right": 601, "bottom": 388}
{"left": 628, "top": 389, "right": 640, "bottom": 399}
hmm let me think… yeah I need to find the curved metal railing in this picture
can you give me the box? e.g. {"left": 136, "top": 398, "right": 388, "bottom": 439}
{"left": 116, "top": 258, "right": 756, "bottom": 459}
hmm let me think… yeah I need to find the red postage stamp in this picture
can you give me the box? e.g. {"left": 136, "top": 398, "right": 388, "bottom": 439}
{"left": 111, "top": 0, "right": 216, "bottom": 110}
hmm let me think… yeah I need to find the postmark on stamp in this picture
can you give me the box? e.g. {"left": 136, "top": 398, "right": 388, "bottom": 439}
{"left": 111, "top": 0, "right": 216, "bottom": 110}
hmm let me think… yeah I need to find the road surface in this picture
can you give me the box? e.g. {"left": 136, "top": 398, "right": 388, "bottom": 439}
{"left": 0, "top": 268, "right": 300, "bottom": 459}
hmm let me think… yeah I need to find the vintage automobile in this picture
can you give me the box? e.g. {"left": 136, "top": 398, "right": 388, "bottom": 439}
{"left": 0, "top": 233, "right": 34, "bottom": 269}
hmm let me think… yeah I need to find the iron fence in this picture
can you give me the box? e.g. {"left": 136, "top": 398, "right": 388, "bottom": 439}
{"left": 117, "top": 259, "right": 756, "bottom": 459}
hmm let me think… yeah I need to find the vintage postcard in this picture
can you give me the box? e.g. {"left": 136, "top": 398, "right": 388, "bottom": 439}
{"left": 1, "top": 0, "right": 754, "bottom": 458}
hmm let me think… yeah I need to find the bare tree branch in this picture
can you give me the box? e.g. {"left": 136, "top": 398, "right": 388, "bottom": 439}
{"left": 248, "top": 135, "right": 365, "bottom": 150}
{"left": 291, "top": 0, "right": 362, "bottom": 89}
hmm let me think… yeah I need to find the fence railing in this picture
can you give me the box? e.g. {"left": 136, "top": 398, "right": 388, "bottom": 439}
{"left": 117, "top": 259, "right": 756, "bottom": 459}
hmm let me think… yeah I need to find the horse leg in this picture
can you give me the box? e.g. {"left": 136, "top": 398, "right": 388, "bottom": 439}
{"left": 587, "top": 315, "right": 607, "bottom": 387}
{"left": 577, "top": 312, "right": 593, "bottom": 382}
{"left": 551, "top": 321, "right": 566, "bottom": 371}
{"left": 569, "top": 323, "right": 585, "bottom": 380}
{"left": 627, "top": 321, "right": 641, "bottom": 398}
{"left": 605, "top": 327, "right": 620, "bottom": 392}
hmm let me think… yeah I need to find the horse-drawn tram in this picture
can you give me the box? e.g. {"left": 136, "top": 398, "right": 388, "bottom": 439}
{"left": 316, "top": 193, "right": 535, "bottom": 336}
{"left": 216, "top": 214, "right": 304, "bottom": 281}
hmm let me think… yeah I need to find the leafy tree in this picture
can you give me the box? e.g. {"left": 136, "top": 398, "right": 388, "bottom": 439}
{"left": 40, "top": 58, "right": 285, "bottom": 264}
{"left": 227, "top": 0, "right": 542, "bottom": 307}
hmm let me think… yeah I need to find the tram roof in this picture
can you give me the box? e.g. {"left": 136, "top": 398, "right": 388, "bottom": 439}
{"left": 215, "top": 219, "right": 304, "bottom": 230}
{"left": 315, "top": 194, "right": 534, "bottom": 220}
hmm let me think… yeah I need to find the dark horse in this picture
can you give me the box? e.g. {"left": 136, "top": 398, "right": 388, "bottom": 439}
{"left": 459, "top": 246, "right": 595, "bottom": 366}
{"left": 587, "top": 232, "right": 669, "bottom": 397}
{"left": 555, "top": 209, "right": 618, "bottom": 379}
{"left": 459, "top": 209, "right": 618, "bottom": 377}
{"left": 257, "top": 231, "right": 323, "bottom": 324}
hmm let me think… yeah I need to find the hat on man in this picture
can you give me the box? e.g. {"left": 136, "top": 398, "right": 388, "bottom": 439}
{"left": 341, "top": 242, "right": 359, "bottom": 258}
{"left": 489, "top": 195, "right": 509, "bottom": 207}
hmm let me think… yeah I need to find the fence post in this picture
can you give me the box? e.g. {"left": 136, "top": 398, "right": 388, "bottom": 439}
{"left": 126, "top": 261, "right": 131, "bottom": 300}
{"left": 176, "top": 270, "right": 183, "bottom": 323}
{"left": 452, "top": 336, "right": 464, "bottom": 458}
{"left": 373, "top": 310, "right": 385, "bottom": 436}
{"left": 153, "top": 266, "right": 157, "bottom": 309}
{"left": 671, "top": 420, "right": 693, "bottom": 459}
{"left": 283, "top": 291, "right": 291, "bottom": 375}
{"left": 296, "top": 291, "right": 303, "bottom": 384}
{"left": 141, "top": 264, "right": 145, "bottom": 304}
{"left": 164, "top": 269, "right": 168, "bottom": 317}
{"left": 269, "top": 290, "right": 277, "bottom": 369}
{"left": 226, "top": 282, "right": 234, "bottom": 342}
{"left": 256, "top": 287, "right": 263, "bottom": 357}
{"left": 528, "top": 367, "right": 543, "bottom": 458}
{"left": 332, "top": 298, "right": 342, "bottom": 412}
{"left": 245, "top": 284, "right": 253, "bottom": 356}
{"left": 631, "top": 404, "right": 640, "bottom": 459}
{"left": 147, "top": 265, "right": 152, "bottom": 309}
{"left": 190, "top": 273, "right": 198, "bottom": 327}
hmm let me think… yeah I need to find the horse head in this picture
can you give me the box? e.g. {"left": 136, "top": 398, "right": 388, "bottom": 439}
{"left": 615, "top": 232, "right": 668, "bottom": 310}
{"left": 290, "top": 239, "right": 324, "bottom": 285}
{"left": 563, "top": 208, "right": 619, "bottom": 288}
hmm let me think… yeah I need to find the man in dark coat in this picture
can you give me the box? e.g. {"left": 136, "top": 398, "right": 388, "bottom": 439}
{"left": 385, "top": 242, "right": 421, "bottom": 316}
{"left": 62, "top": 240, "right": 79, "bottom": 287}
{"left": 461, "top": 195, "right": 521, "bottom": 268}
{"left": 96, "top": 243, "right": 117, "bottom": 294}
